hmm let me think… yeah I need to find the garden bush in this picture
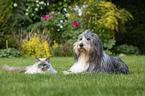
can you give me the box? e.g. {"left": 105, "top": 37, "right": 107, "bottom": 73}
{"left": 114, "top": 44, "right": 139, "bottom": 55}
{"left": 27, "top": 11, "right": 66, "bottom": 43}
{"left": 0, "top": 0, "right": 16, "bottom": 49}
{"left": 3, "top": 0, "right": 141, "bottom": 57}
{"left": 61, "top": 41, "right": 73, "bottom": 56}
{"left": 62, "top": 17, "right": 85, "bottom": 43}
{"left": 68, "top": 0, "right": 133, "bottom": 44}
{"left": 28, "top": 11, "right": 85, "bottom": 44}
{"left": 47, "top": 41, "right": 73, "bottom": 57}
{"left": 21, "top": 34, "right": 59, "bottom": 58}
{"left": 12, "top": 0, "right": 74, "bottom": 28}
{"left": 112, "top": 0, "right": 145, "bottom": 54}
{"left": 0, "top": 35, "right": 20, "bottom": 49}
{"left": 0, "top": 48, "right": 22, "bottom": 58}
{"left": 83, "top": 0, "right": 133, "bottom": 43}
{"left": 0, "top": 0, "right": 13, "bottom": 35}
{"left": 49, "top": 41, "right": 62, "bottom": 57}
{"left": 50, "top": 45, "right": 62, "bottom": 57}
{"left": 103, "top": 39, "right": 116, "bottom": 55}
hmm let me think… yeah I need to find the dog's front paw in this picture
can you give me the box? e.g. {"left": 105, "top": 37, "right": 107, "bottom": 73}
{"left": 62, "top": 70, "right": 72, "bottom": 75}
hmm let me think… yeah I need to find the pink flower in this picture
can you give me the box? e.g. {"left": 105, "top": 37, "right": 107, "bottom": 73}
{"left": 50, "top": 11, "right": 55, "bottom": 14}
{"left": 43, "top": 15, "right": 49, "bottom": 20}
{"left": 73, "top": 22, "right": 78, "bottom": 27}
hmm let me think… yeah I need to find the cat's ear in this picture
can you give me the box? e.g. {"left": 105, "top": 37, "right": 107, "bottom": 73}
{"left": 35, "top": 57, "right": 40, "bottom": 62}
{"left": 45, "top": 57, "right": 50, "bottom": 62}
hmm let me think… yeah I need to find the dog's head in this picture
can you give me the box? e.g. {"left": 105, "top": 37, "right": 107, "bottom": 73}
{"left": 73, "top": 29, "right": 103, "bottom": 57}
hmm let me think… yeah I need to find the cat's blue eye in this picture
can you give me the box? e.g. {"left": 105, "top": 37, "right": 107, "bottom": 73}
{"left": 38, "top": 64, "right": 42, "bottom": 67}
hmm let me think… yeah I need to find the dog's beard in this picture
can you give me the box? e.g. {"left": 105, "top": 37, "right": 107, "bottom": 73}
{"left": 69, "top": 41, "right": 92, "bottom": 73}
{"left": 69, "top": 51, "right": 89, "bottom": 73}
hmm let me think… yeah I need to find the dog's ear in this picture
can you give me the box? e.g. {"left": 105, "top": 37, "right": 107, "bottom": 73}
{"left": 35, "top": 57, "right": 40, "bottom": 62}
{"left": 85, "top": 29, "right": 91, "bottom": 33}
{"left": 45, "top": 57, "right": 50, "bottom": 62}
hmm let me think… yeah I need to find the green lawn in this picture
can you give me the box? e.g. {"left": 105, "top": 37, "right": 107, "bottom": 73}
{"left": 0, "top": 56, "right": 144, "bottom": 96}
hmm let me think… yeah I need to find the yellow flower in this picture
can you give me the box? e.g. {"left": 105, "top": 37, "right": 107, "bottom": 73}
{"left": 21, "top": 34, "right": 52, "bottom": 58}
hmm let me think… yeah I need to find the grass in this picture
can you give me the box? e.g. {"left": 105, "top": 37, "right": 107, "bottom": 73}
{"left": 0, "top": 55, "right": 144, "bottom": 96}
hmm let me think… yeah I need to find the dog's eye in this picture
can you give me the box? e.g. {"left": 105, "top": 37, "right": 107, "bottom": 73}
{"left": 79, "top": 38, "right": 82, "bottom": 40}
{"left": 87, "top": 38, "right": 90, "bottom": 41}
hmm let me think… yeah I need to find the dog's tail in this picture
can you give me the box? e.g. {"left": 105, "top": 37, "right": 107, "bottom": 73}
{"left": 2, "top": 65, "right": 31, "bottom": 72}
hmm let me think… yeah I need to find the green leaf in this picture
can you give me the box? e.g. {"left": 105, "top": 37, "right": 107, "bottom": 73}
{"left": 63, "top": 3, "right": 68, "bottom": 8}
{"left": 59, "top": 2, "right": 62, "bottom": 5}
{"left": 103, "top": 39, "right": 116, "bottom": 49}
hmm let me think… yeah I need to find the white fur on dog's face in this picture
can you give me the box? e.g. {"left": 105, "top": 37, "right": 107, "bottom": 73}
{"left": 73, "top": 34, "right": 92, "bottom": 56}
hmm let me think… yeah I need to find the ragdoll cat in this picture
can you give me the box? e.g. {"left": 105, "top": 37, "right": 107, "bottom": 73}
{"left": 2, "top": 57, "right": 57, "bottom": 74}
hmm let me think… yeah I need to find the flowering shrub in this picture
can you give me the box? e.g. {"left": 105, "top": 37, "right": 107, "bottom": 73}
{"left": 62, "top": 17, "right": 85, "bottom": 43}
{"left": 69, "top": 0, "right": 133, "bottom": 43}
{"left": 43, "top": 15, "right": 49, "bottom": 20}
{"left": 83, "top": 0, "right": 133, "bottom": 43}
{"left": 12, "top": 0, "right": 74, "bottom": 28}
{"left": 21, "top": 34, "right": 58, "bottom": 58}
{"left": 28, "top": 12, "right": 66, "bottom": 42}
{"left": 28, "top": 11, "right": 85, "bottom": 44}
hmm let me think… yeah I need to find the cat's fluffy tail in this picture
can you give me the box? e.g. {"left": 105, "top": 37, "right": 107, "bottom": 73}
{"left": 2, "top": 65, "right": 31, "bottom": 72}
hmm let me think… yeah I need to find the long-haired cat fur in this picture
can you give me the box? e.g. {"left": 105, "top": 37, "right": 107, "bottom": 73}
{"left": 2, "top": 57, "right": 57, "bottom": 74}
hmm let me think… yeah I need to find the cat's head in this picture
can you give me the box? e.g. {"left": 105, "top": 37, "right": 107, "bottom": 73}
{"left": 35, "top": 57, "right": 51, "bottom": 71}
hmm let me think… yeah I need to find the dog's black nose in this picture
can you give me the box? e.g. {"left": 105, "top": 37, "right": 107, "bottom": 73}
{"left": 79, "top": 43, "right": 83, "bottom": 47}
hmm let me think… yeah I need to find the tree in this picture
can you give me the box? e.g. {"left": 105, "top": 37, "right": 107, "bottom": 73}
{"left": 0, "top": 0, "right": 13, "bottom": 36}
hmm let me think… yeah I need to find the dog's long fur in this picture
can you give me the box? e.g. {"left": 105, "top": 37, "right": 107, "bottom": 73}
{"left": 63, "top": 29, "right": 129, "bottom": 74}
{"left": 2, "top": 57, "right": 57, "bottom": 74}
